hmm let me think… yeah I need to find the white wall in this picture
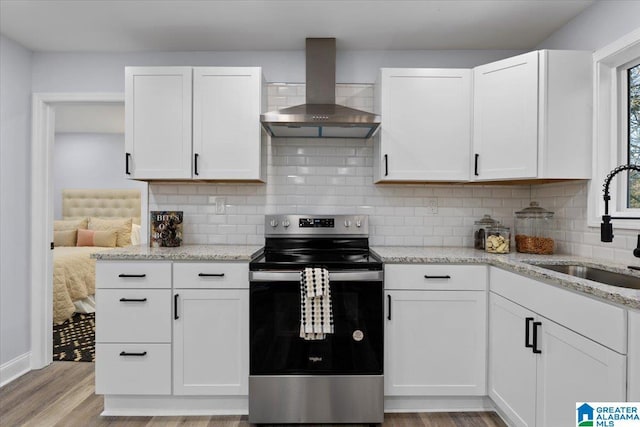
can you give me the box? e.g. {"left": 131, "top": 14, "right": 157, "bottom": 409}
{"left": 537, "top": 0, "right": 640, "bottom": 51}
{"left": 30, "top": 49, "right": 522, "bottom": 92}
{"left": 53, "top": 132, "right": 147, "bottom": 220}
{"left": 0, "top": 35, "right": 32, "bottom": 366}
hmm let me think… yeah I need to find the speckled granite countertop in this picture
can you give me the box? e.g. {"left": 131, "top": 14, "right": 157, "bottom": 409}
{"left": 372, "top": 246, "right": 640, "bottom": 310}
{"left": 92, "top": 244, "right": 262, "bottom": 261}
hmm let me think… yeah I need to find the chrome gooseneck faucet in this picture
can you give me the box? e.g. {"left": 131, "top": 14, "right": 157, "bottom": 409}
{"left": 601, "top": 164, "right": 640, "bottom": 259}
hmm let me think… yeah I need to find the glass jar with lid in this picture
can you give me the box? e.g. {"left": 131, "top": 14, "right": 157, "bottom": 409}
{"left": 514, "top": 201, "right": 555, "bottom": 254}
{"left": 485, "top": 226, "right": 510, "bottom": 254}
{"left": 473, "top": 214, "right": 499, "bottom": 250}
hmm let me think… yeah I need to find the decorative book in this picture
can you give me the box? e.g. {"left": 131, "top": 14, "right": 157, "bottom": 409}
{"left": 150, "top": 211, "right": 183, "bottom": 247}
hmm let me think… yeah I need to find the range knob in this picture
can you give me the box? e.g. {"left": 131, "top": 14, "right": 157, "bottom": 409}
{"left": 344, "top": 220, "right": 352, "bottom": 228}
{"left": 269, "top": 219, "right": 279, "bottom": 228}
{"left": 355, "top": 219, "right": 362, "bottom": 228}
{"left": 282, "top": 219, "right": 290, "bottom": 228}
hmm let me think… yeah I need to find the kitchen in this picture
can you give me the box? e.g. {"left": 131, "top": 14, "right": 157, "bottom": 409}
{"left": 1, "top": 1, "right": 640, "bottom": 426}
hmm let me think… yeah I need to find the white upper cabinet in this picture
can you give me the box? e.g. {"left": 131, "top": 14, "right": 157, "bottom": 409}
{"left": 472, "top": 50, "right": 592, "bottom": 181}
{"left": 374, "top": 68, "right": 472, "bottom": 182}
{"left": 193, "top": 67, "right": 263, "bottom": 180}
{"left": 125, "top": 66, "right": 265, "bottom": 181}
{"left": 125, "top": 67, "right": 193, "bottom": 180}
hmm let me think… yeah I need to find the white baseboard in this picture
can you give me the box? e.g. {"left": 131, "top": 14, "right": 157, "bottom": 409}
{"left": 102, "top": 395, "right": 249, "bottom": 416}
{"left": 0, "top": 352, "right": 31, "bottom": 388}
{"left": 384, "top": 395, "right": 496, "bottom": 413}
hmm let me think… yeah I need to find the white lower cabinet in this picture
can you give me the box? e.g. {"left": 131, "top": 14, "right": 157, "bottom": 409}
{"left": 384, "top": 265, "right": 487, "bottom": 396}
{"left": 95, "top": 261, "right": 172, "bottom": 396}
{"left": 96, "top": 260, "right": 249, "bottom": 400}
{"left": 172, "top": 289, "right": 249, "bottom": 395}
{"left": 489, "top": 268, "right": 627, "bottom": 427}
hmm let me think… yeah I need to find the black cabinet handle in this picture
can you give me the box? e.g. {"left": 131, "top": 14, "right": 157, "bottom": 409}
{"left": 125, "top": 152, "right": 131, "bottom": 175}
{"left": 424, "top": 275, "right": 451, "bottom": 279}
{"left": 474, "top": 153, "right": 479, "bottom": 176}
{"left": 194, "top": 153, "right": 199, "bottom": 176}
{"left": 384, "top": 154, "right": 389, "bottom": 176}
{"left": 198, "top": 273, "right": 225, "bottom": 277}
{"left": 387, "top": 294, "right": 391, "bottom": 320}
{"left": 525, "top": 317, "right": 534, "bottom": 348}
{"left": 119, "top": 351, "right": 147, "bottom": 357}
{"left": 119, "top": 297, "right": 147, "bottom": 302}
{"left": 118, "top": 274, "right": 146, "bottom": 278}
{"left": 174, "top": 294, "right": 179, "bottom": 320}
{"left": 532, "top": 321, "right": 542, "bottom": 354}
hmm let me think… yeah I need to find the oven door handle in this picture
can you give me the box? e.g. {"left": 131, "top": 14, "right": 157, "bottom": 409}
{"left": 250, "top": 270, "right": 383, "bottom": 282}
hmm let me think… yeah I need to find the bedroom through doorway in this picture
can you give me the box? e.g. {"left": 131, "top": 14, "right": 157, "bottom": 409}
{"left": 41, "top": 97, "right": 148, "bottom": 365}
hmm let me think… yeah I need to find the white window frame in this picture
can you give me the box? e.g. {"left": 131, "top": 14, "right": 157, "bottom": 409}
{"left": 588, "top": 27, "right": 640, "bottom": 229}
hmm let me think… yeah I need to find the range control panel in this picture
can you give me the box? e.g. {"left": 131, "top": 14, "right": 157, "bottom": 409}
{"left": 299, "top": 218, "right": 335, "bottom": 228}
{"left": 265, "top": 214, "right": 368, "bottom": 236}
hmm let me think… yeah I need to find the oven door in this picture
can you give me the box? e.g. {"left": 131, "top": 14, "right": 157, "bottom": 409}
{"left": 249, "top": 270, "right": 383, "bottom": 375}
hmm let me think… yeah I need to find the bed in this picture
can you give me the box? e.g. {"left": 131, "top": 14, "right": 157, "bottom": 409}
{"left": 52, "top": 189, "right": 141, "bottom": 324}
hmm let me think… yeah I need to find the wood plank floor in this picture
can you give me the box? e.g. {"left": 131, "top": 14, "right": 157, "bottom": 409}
{"left": 0, "top": 363, "right": 507, "bottom": 427}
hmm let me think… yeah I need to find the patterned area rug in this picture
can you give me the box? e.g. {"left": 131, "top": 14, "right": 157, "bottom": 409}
{"left": 53, "top": 313, "right": 95, "bottom": 362}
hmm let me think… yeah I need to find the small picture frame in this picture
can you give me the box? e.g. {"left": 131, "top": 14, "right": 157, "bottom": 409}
{"left": 150, "top": 211, "right": 183, "bottom": 247}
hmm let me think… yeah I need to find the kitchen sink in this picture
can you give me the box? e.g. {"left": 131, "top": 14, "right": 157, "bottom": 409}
{"left": 532, "top": 263, "right": 640, "bottom": 290}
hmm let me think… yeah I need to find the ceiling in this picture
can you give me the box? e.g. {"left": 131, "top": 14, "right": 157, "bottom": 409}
{"left": 0, "top": 0, "right": 595, "bottom": 52}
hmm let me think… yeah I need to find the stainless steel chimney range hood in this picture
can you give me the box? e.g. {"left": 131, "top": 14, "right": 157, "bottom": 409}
{"left": 260, "top": 38, "right": 381, "bottom": 139}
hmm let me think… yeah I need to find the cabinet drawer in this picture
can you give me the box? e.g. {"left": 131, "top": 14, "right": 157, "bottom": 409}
{"left": 95, "top": 343, "right": 171, "bottom": 395}
{"left": 173, "top": 262, "right": 248, "bottom": 289}
{"left": 490, "top": 267, "right": 626, "bottom": 354}
{"left": 96, "top": 289, "right": 171, "bottom": 343}
{"left": 96, "top": 261, "right": 171, "bottom": 289}
{"left": 385, "top": 264, "right": 487, "bottom": 290}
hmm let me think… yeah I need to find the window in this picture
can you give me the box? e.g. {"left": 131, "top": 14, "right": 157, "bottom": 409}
{"left": 629, "top": 63, "right": 640, "bottom": 208}
{"left": 588, "top": 28, "right": 640, "bottom": 228}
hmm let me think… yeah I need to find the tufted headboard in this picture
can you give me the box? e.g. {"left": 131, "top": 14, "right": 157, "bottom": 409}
{"left": 62, "top": 189, "right": 141, "bottom": 225}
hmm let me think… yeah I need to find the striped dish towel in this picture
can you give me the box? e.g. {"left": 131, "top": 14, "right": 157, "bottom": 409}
{"left": 300, "top": 267, "right": 334, "bottom": 340}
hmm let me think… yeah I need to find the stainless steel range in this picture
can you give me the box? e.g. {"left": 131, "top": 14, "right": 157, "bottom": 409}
{"left": 249, "top": 214, "right": 384, "bottom": 425}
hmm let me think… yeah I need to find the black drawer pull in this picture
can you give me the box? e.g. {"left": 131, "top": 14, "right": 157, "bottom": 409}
{"left": 525, "top": 317, "right": 534, "bottom": 348}
{"left": 198, "top": 273, "right": 225, "bottom": 277}
{"left": 387, "top": 294, "right": 391, "bottom": 321}
{"left": 125, "top": 152, "right": 131, "bottom": 175}
{"left": 194, "top": 153, "right": 199, "bottom": 176}
{"left": 532, "top": 321, "right": 542, "bottom": 354}
{"left": 474, "top": 153, "right": 479, "bottom": 176}
{"left": 384, "top": 154, "right": 389, "bottom": 176}
{"left": 119, "top": 351, "right": 147, "bottom": 357}
{"left": 424, "top": 275, "right": 451, "bottom": 279}
{"left": 119, "top": 297, "right": 147, "bottom": 302}
{"left": 174, "top": 294, "right": 180, "bottom": 320}
{"left": 118, "top": 274, "right": 146, "bottom": 278}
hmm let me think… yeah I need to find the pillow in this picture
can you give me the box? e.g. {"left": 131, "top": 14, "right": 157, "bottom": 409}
{"left": 76, "top": 229, "right": 117, "bottom": 247}
{"left": 54, "top": 218, "right": 88, "bottom": 231}
{"left": 88, "top": 217, "right": 132, "bottom": 247}
{"left": 130, "top": 223, "right": 141, "bottom": 246}
{"left": 53, "top": 229, "right": 77, "bottom": 247}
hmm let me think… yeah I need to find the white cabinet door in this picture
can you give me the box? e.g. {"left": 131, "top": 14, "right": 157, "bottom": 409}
{"left": 536, "top": 319, "right": 626, "bottom": 427}
{"left": 488, "top": 293, "right": 537, "bottom": 427}
{"left": 193, "top": 67, "right": 263, "bottom": 180}
{"left": 375, "top": 68, "right": 471, "bottom": 182}
{"left": 385, "top": 290, "right": 486, "bottom": 396}
{"left": 125, "top": 67, "right": 192, "bottom": 179}
{"left": 173, "top": 289, "right": 249, "bottom": 395}
{"left": 473, "top": 51, "right": 539, "bottom": 180}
